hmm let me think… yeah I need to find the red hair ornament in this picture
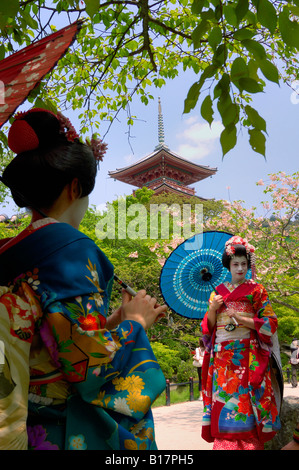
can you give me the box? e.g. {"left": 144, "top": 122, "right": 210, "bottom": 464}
{"left": 8, "top": 119, "right": 39, "bottom": 154}
{"left": 8, "top": 108, "right": 107, "bottom": 162}
{"left": 8, "top": 108, "right": 57, "bottom": 154}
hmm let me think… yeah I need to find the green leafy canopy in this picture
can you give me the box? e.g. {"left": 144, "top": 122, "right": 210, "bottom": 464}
{"left": 1, "top": 0, "right": 299, "bottom": 158}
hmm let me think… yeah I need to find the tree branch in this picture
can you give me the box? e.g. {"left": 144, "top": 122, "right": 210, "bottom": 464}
{"left": 271, "top": 298, "right": 299, "bottom": 314}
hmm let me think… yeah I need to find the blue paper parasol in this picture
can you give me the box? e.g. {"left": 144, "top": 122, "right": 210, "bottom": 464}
{"left": 159, "top": 231, "right": 252, "bottom": 320}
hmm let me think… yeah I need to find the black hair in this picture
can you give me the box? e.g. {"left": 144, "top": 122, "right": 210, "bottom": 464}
{"left": 2, "top": 111, "right": 97, "bottom": 210}
{"left": 222, "top": 244, "right": 251, "bottom": 271}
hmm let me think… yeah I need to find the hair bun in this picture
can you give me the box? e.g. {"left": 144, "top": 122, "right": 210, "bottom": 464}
{"left": 8, "top": 119, "right": 40, "bottom": 154}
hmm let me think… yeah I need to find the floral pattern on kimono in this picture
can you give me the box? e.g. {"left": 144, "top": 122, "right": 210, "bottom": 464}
{"left": 0, "top": 219, "right": 165, "bottom": 450}
{"left": 200, "top": 280, "right": 281, "bottom": 444}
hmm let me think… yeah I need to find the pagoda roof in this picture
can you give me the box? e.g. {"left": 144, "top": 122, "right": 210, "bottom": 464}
{"left": 109, "top": 97, "right": 217, "bottom": 196}
{"left": 145, "top": 180, "right": 208, "bottom": 199}
{"left": 108, "top": 145, "right": 217, "bottom": 186}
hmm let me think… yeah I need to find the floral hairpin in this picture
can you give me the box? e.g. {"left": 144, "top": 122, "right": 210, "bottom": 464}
{"left": 57, "top": 111, "right": 80, "bottom": 142}
{"left": 56, "top": 112, "right": 107, "bottom": 163}
{"left": 225, "top": 236, "right": 255, "bottom": 255}
{"left": 12, "top": 108, "right": 107, "bottom": 162}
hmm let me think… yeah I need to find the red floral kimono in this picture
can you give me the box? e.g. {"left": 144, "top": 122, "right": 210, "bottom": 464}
{"left": 201, "top": 280, "right": 281, "bottom": 448}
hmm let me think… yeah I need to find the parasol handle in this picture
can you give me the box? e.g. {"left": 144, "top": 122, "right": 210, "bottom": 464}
{"left": 200, "top": 268, "right": 238, "bottom": 326}
{"left": 113, "top": 275, "right": 164, "bottom": 322}
{"left": 114, "top": 274, "right": 137, "bottom": 297}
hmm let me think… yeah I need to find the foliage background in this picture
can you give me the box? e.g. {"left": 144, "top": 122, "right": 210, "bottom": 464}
{"left": 2, "top": 173, "right": 297, "bottom": 382}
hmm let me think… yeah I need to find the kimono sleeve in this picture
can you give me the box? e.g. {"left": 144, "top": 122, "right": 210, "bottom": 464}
{"left": 37, "top": 239, "right": 165, "bottom": 420}
{"left": 42, "top": 300, "right": 164, "bottom": 423}
{"left": 201, "top": 291, "right": 216, "bottom": 336}
{"left": 251, "top": 283, "right": 278, "bottom": 344}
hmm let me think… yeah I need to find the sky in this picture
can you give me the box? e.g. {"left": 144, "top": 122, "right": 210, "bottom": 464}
{"left": 2, "top": 63, "right": 298, "bottom": 219}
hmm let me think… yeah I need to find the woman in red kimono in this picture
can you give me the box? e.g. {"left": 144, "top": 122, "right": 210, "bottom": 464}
{"left": 201, "top": 236, "right": 281, "bottom": 450}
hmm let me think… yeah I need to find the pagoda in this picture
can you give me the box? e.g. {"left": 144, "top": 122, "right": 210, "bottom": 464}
{"left": 108, "top": 98, "right": 217, "bottom": 198}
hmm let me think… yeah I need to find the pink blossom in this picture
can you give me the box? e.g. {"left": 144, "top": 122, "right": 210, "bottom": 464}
{"left": 157, "top": 257, "right": 166, "bottom": 267}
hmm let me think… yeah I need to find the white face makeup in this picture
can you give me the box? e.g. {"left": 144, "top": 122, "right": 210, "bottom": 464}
{"left": 229, "top": 255, "right": 248, "bottom": 284}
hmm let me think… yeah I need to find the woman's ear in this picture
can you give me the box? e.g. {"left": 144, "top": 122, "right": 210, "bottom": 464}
{"left": 68, "top": 178, "right": 82, "bottom": 201}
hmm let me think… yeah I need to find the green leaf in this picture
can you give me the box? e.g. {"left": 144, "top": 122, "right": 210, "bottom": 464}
{"left": 213, "top": 73, "right": 230, "bottom": 99}
{"left": 212, "top": 44, "right": 228, "bottom": 66}
{"left": 201, "top": 95, "right": 214, "bottom": 125}
{"left": 192, "top": 20, "right": 210, "bottom": 49}
{"left": 223, "top": 5, "right": 238, "bottom": 26}
{"left": 289, "top": 6, "right": 299, "bottom": 16}
{"left": 191, "top": 0, "right": 206, "bottom": 14}
{"left": 221, "top": 103, "right": 239, "bottom": 127}
{"left": 241, "top": 39, "right": 267, "bottom": 60}
{"left": 220, "top": 125, "right": 237, "bottom": 156}
{"left": 247, "top": 59, "right": 259, "bottom": 80}
{"left": 231, "top": 57, "right": 249, "bottom": 83}
{"left": 245, "top": 105, "right": 267, "bottom": 132}
{"left": 235, "top": 0, "right": 249, "bottom": 23}
{"left": 208, "top": 27, "right": 222, "bottom": 51}
{"left": 233, "top": 28, "right": 255, "bottom": 40}
{"left": 34, "top": 98, "right": 57, "bottom": 114}
{"left": 258, "top": 59, "right": 279, "bottom": 84}
{"left": 0, "top": 44, "right": 5, "bottom": 61}
{"left": 183, "top": 81, "right": 201, "bottom": 113}
{"left": 257, "top": 0, "right": 277, "bottom": 34}
{"left": 85, "top": 0, "right": 100, "bottom": 18}
{"left": 279, "top": 7, "right": 299, "bottom": 50}
{"left": 201, "top": 64, "right": 219, "bottom": 81}
{"left": 184, "top": 64, "right": 218, "bottom": 114}
{"left": 0, "top": 0, "right": 19, "bottom": 17}
{"left": 248, "top": 128, "right": 266, "bottom": 156}
{"left": 239, "top": 77, "right": 263, "bottom": 93}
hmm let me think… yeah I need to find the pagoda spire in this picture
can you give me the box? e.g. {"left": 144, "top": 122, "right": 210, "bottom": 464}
{"left": 155, "top": 97, "right": 169, "bottom": 150}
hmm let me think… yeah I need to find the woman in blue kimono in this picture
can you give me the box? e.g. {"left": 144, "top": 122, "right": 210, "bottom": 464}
{"left": 0, "top": 108, "right": 167, "bottom": 450}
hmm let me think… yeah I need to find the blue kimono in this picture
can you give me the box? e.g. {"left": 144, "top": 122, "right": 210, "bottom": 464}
{"left": 0, "top": 218, "right": 165, "bottom": 450}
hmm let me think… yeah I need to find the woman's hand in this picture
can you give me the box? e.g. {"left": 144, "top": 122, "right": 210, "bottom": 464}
{"left": 105, "top": 290, "right": 167, "bottom": 330}
{"left": 105, "top": 305, "right": 122, "bottom": 330}
{"left": 226, "top": 308, "right": 240, "bottom": 323}
{"left": 209, "top": 295, "right": 223, "bottom": 313}
{"left": 207, "top": 294, "right": 223, "bottom": 330}
{"left": 121, "top": 289, "right": 167, "bottom": 330}
{"left": 226, "top": 309, "right": 255, "bottom": 330}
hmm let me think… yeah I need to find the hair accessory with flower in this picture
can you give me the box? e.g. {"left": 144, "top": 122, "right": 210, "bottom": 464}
{"left": 225, "top": 235, "right": 256, "bottom": 279}
{"left": 8, "top": 108, "right": 107, "bottom": 163}
{"left": 56, "top": 111, "right": 107, "bottom": 163}
{"left": 85, "top": 135, "right": 108, "bottom": 163}
{"left": 56, "top": 111, "right": 80, "bottom": 142}
{"left": 225, "top": 236, "right": 255, "bottom": 255}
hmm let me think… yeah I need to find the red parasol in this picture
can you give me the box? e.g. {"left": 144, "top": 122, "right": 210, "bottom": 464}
{"left": 0, "top": 20, "right": 83, "bottom": 129}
